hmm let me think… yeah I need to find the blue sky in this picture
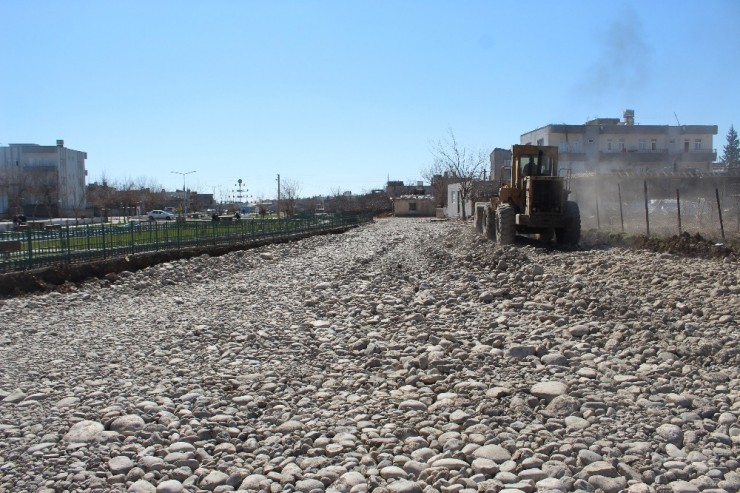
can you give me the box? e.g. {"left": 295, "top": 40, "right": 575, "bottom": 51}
{"left": 2, "top": 0, "right": 739, "bottom": 200}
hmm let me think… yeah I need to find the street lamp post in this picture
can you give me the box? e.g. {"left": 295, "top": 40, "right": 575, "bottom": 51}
{"left": 171, "top": 170, "right": 196, "bottom": 217}
{"left": 276, "top": 174, "right": 281, "bottom": 218}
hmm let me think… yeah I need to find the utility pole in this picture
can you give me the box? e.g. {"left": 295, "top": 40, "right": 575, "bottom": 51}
{"left": 276, "top": 174, "right": 281, "bottom": 218}
{"left": 171, "top": 170, "right": 196, "bottom": 216}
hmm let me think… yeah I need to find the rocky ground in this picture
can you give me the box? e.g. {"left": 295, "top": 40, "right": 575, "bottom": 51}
{"left": 0, "top": 217, "right": 738, "bottom": 493}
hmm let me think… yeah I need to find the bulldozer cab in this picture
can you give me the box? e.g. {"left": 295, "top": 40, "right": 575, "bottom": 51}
{"left": 512, "top": 145, "right": 558, "bottom": 186}
{"left": 499, "top": 145, "right": 561, "bottom": 209}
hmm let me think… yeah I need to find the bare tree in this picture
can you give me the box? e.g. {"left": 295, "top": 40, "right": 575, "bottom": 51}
{"left": 86, "top": 174, "right": 118, "bottom": 221}
{"left": 68, "top": 184, "right": 86, "bottom": 224}
{"left": 0, "top": 165, "right": 32, "bottom": 217}
{"left": 280, "top": 178, "right": 301, "bottom": 217}
{"left": 327, "top": 187, "right": 347, "bottom": 213}
{"left": 432, "top": 130, "right": 486, "bottom": 220}
{"left": 36, "top": 173, "right": 59, "bottom": 223}
{"left": 354, "top": 190, "right": 392, "bottom": 214}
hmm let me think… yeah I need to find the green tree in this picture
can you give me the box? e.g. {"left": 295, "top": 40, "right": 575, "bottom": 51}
{"left": 721, "top": 124, "right": 740, "bottom": 168}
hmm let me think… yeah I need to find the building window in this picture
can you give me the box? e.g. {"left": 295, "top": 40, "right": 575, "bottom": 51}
{"left": 451, "top": 191, "right": 457, "bottom": 203}
{"left": 409, "top": 202, "right": 417, "bottom": 212}
{"left": 618, "top": 138, "right": 625, "bottom": 151}
{"left": 639, "top": 139, "right": 647, "bottom": 151}
{"left": 694, "top": 139, "right": 702, "bottom": 151}
{"left": 572, "top": 141, "right": 580, "bottom": 153}
{"left": 607, "top": 139, "right": 612, "bottom": 151}
{"left": 559, "top": 139, "right": 567, "bottom": 152}
{"left": 651, "top": 139, "right": 657, "bottom": 151}
{"left": 537, "top": 138, "right": 544, "bottom": 146}
{"left": 684, "top": 139, "right": 690, "bottom": 152}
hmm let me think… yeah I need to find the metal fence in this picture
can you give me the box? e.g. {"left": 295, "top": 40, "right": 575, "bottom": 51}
{"left": 572, "top": 180, "right": 740, "bottom": 241}
{"left": 0, "top": 213, "right": 373, "bottom": 274}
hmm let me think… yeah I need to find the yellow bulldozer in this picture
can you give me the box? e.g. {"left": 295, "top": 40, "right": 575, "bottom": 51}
{"left": 474, "top": 144, "right": 580, "bottom": 245}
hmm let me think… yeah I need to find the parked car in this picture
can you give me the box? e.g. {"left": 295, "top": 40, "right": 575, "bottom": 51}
{"left": 147, "top": 210, "right": 175, "bottom": 220}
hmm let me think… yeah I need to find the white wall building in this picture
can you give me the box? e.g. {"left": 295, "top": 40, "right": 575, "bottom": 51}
{"left": 0, "top": 140, "right": 87, "bottom": 216}
{"left": 446, "top": 183, "right": 474, "bottom": 219}
{"left": 520, "top": 110, "right": 718, "bottom": 174}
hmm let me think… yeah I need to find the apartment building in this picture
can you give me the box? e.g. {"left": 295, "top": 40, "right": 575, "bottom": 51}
{"left": 520, "top": 110, "right": 718, "bottom": 174}
{"left": 489, "top": 147, "right": 512, "bottom": 184}
{"left": 0, "top": 140, "right": 87, "bottom": 216}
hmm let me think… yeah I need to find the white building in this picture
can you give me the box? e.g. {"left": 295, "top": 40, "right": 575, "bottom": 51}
{"left": 446, "top": 183, "right": 473, "bottom": 219}
{"left": 446, "top": 181, "right": 498, "bottom": 219}
{"left": 0, "top": 140, "right": 87, "bottom": 216}
{"left": 520, "top": 110, "right": 718, "bottom": 174}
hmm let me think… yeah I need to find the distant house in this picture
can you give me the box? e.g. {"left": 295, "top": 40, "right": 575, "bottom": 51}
{"left": 445, "top": 181, "right": 498, "bottom": 219}
{"left": 393, "top": 194, "right": 435, "bottom": 217}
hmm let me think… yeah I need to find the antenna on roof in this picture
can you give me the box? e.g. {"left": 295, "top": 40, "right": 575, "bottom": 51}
{"left": 674, "top": 112, "right": 681, "bottom": 126}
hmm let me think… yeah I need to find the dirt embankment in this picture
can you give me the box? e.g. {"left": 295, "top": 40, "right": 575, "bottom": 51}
{"left": 580, "top": 229, "right": 740, "bottom": 260}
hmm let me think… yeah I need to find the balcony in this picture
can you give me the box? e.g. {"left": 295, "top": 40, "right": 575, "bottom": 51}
{"left": 597, "top": 149, "right": 716, "bottom": 164}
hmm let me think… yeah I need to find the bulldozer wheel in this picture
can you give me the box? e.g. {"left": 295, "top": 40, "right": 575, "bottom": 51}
{"left": 496, "top": 204, "right": 516, "bottom": 245}
{"left": 474, "top": 205, "right": 485, "bottom": 232}
{"left": 483, "top": 207, "right": 496, "bottom": 240}
{"left": 556, "top": 201, "right": 581, "bottom": 245}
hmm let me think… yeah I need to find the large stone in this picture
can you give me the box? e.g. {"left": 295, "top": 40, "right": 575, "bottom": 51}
{"left": 200, "top": 470, "right": 229, "bottom": 491}
{"left": 296, "top": 479, "right": 325, "bottom": 492}
{"left": 518, "top": 468, "right": 547, "bottom": 482}
{"left": 240, "top": 474, "right": 269, "bottom": 490}
{"left": 63, "top": 420, "right": 104, "bottom": 443}
{"left": 472, "top": 444, "right": 511, "bottom": 463}
{"left": 530, "top": 381, "right": 568, "bottom": 402}
{"left": 398, "top": 400, "right": 427, "bottom": 411}
{"left": 656, "top": 424, "right": 684, "bottom": 446}
{"left": 541, "top": 352, "right": 569, "bottom": 366}
{"left": 380, "top": 466, "right": 408, "bottom": 479}
{"left": 128, "top": 480, "right": 156, "bottom": 493}
{"left": 108, "top": 456, "right": 135, "bottom": 475}
{"left": 110, "top": 414, "right": 145, "bottom": 435}
{"left": 156, "top": 480, "right": 184, "bottom": 493}
{"left": 668, "top": 481, "right": 700, "bottom": 493}
{"left": 428, "top": 458, "right": 469, "bottom": 470}
{"left": 387, "top": 480, "right": 423, "bottom": 493}
{"left": 276, "top": 420, "right": 305, "bottom": 433}
{"left": 568, "top": 325, "right": 590, "bottom": 337}
{"left": 2, "top": 390, "right": 27, "bottom": 404}
{"left": 577, "top": 461, "right": 618, "bottom": 479}
{"left": 546, "top": 395, "right": 580, "bottom": 416}
{"left": 565, "top": 416, "right": 589, "bottom": 430}
{"left": 588, "top": 475, "right": 627, "bottom": 493}
{"left": 471, "top": 458, "right": 500, "bottom": 475}
{"left": 333, "top": 471, "right": 366, "bottom": 490}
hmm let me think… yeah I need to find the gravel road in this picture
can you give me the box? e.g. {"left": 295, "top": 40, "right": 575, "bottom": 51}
{"left": 1, "top": 218, "right": 738, "bottom": 493}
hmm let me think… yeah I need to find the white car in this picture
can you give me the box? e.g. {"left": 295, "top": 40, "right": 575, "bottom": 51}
{"left": 147, "top": 210, "right": 175, "bottom": 221}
